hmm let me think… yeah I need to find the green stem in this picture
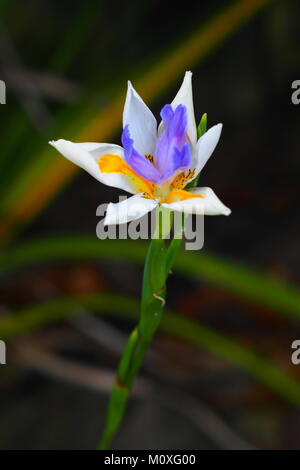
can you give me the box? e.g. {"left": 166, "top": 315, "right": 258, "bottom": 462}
{"left": 165, "top": 212, "right": 185, "bottom": 273}
{"left": 98, "top": 207, "right": 177, "bottom": 450}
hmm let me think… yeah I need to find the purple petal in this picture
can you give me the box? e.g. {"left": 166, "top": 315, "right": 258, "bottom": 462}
{"left": 122, "top": 125, "right": 161, "bottom": 183}
{"left": 160, "top": 142, "right": 192, "bottom": 181}
{"left": 169, "top": 104, "right": 187, "bottom": 146}
{"left": 155, "top": 104, "right": 191, "bottom": 181}
{"left": 160, "top": 104, "right": 174, "bottom": 125}
{"left": 172, "top": 141, "right": 192, "bottom": 170}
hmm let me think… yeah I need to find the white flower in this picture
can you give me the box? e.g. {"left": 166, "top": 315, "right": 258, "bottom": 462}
{"left": 49, "top": 71, "right": 231, "bottom": 225}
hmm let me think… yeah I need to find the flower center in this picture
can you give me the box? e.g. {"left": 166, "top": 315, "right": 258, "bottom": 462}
{"left": 151, "top": 172, "right": 203, "bottom": 204}
{"left": 153, "top": 182, "right": 170, "bottom": 200}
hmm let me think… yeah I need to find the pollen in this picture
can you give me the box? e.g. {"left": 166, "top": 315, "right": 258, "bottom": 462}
{"left": 142, "top": 192, "right": 155, "bottom": 199}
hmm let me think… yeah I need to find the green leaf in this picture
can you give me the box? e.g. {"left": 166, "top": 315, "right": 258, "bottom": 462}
{"left": 197, "top": 112, "right": 207, "bottom": 139}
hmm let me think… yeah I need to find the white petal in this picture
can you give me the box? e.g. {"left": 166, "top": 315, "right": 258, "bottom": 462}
{"left": 77, "top": 142, "right": 123, "bottom": 157}
{"left": 123, "top": 81, "right": 157, "bottom": 156}
{"left": 162, "top": 187, "right": 231, "bottom": 216}
{"left": 162, "top": 198, "right": 204, "bottom": 215}
{"left": 49, "top": 139, "right": 137, "bottom": 194}
{"left": 171, "top": 71, "right": 197, "bottom": 144}
{"left": 49, "top": 139, "right": 104, "bottom": 180}
{"left": 194, "top": 124, "right": 223, "bottom": 176}
{"left": 191, "top": 187, "right": 231, "bottom": 215}
{"left": 104, "top": 194, "right": 158, "bottom": 225}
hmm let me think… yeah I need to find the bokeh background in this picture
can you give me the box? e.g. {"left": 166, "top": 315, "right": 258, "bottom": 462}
{"left": 0, "top": 0, "right": 300, "bottom": 450}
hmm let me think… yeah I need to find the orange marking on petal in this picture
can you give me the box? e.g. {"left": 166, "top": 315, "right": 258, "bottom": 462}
{"left": 162, "top": 189, "right": 204, "bottom": 204}
{"left": 98, "top": 154, "right": 154, "bottom": 196}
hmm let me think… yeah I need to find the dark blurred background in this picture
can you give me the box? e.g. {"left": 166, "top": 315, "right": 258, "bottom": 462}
{"left": 0, "top": 0, "right": 300, "bottom": 450}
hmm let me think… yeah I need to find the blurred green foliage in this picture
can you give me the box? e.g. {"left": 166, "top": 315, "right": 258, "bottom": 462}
{"left": 2, "top": 235, "right": 300, "bottom": 408}
{"left": 1, "top": 292, "right": 300, "bottom": 406}
{"left": 2, "top": 0, "right": 300, "bottom": 434}
{"left": 2, "top": 236, "right": 300, "bottom": 321}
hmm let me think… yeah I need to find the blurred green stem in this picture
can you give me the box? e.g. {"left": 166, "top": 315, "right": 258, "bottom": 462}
{"left": 98, "top": 207, "right": 179, "bottom": 449}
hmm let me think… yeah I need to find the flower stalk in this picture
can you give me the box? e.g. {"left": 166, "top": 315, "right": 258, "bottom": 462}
{"left": 98, "top": 207, "right": 181, "bottom": 449}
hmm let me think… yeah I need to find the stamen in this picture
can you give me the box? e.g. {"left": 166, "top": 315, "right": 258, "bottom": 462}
{"left": 145, "top": 154, "right": 155, "bottom": 165}
{"left": 171, "top": 169, "right": 195, "bottom": 190}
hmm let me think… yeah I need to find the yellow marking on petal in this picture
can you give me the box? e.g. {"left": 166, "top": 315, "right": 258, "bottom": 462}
{"left": 98, "top": 154, "right": 154, "bottom": 197}
{"left": 162, "top": 189, "right": 204, "bottom": 204}
{"left": 142, "top": 192, "right": 155, "bottom": 199}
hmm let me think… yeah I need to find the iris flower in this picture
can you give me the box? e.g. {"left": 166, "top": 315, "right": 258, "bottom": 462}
{"left": 49, "top": 71, "right": 231, "bottom": 224}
